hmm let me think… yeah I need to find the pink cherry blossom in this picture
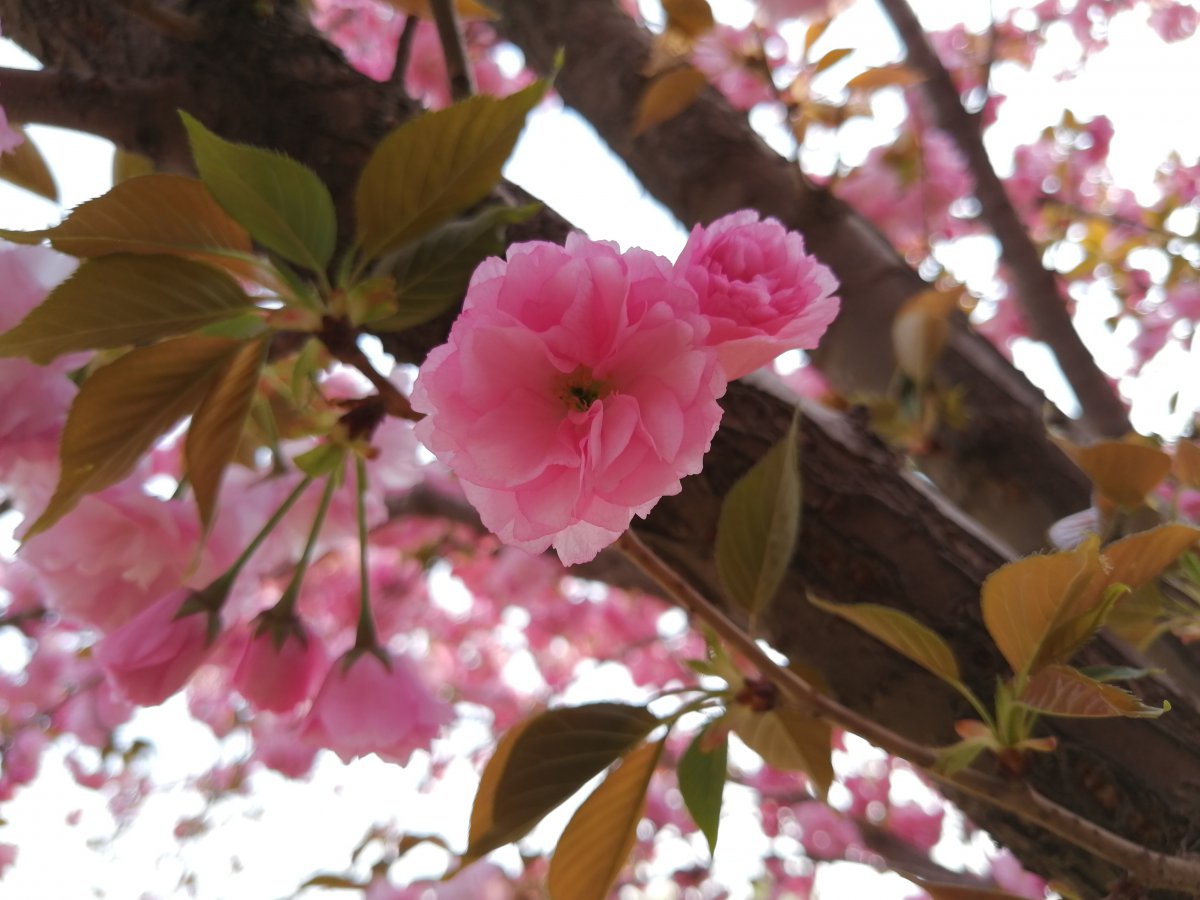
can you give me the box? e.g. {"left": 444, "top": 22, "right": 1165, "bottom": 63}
{"left": 412, "top": 235, "right": 726, "bottom": 565}
{"left": 301, "top": 650, "right": 451, "bottom": 765}
{"left": 1149, "top": 4, "right": 1198, "bottom": 42}
{"left": 756, "top": 0, "right": 830, "bottom": 24}
{"left": 233, "top": 619, "right": 328, "bottom": 713}
{"left": 94, "top": 589, "right": 215, "bottom": 706}
{"left": 251, "top": 713, "right": 319, "bottom": 778}
{"left": 988, "top": 849, "right": 1048, "bottom": 899}
{"left": 887, "top": 802, "right": 944, "bottom": 852}
{"left": 675, "top": 210, "right": 840, "bottom": 378}
{"left": 792, "top": 801, "right": 863, "bottom": 859}
{"left": 0, "top": 106, "right": 21, "bottom": 156}
{"left": 692, "top": 24, "right": 780, "bottom": 111}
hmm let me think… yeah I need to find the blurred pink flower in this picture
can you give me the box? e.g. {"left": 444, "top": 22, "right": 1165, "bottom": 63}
{"left": 413, "top": 235, "right": 725, "bottom": 565}
{"left": 0, "top": 841, "right": 16, "bottom": 877}
{"left": 692, "top": 24, "right": 780, "bottom": 111}
{"left": 0, "top": 107, "right": 20, "bottom": 156}
{"left": 676, "top": 210, "right": 840, "bottom": 378}
{"left": 233, "top": 619, "right": 329, "bottom": 713}
{"left": 793, "top": 801, "right": 862, "bottom": 860}
{"left": 757, "top": 0, "right": 829, "bottom": 23}
{"left": 887, "top": 802, "right": 944, "bottom": 852}
{"left": 94, "top": 589, "right": 215, "bottom": 706}
{"left": 301, "top": 650, "right": 451, "bottom": 765}
{"left": 1149, "top": 4, "right": 1198, "bottom": 42}
{"left": 989, "top": 849, "right": 1047, "bottom": 898}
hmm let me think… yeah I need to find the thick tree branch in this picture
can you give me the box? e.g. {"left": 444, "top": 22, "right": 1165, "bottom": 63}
{"left": 877, "top": 0, "right": 1131, "bottom": 440}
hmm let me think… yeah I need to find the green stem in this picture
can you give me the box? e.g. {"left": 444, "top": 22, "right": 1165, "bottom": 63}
{"left": 352, "top": 456, "right": 379, "bottom": 652}
{"left": 274, "top": 472, "right": 339, "bottom": 619}
{"left": 225, "top": 475, "right": 315, "bottom": 582}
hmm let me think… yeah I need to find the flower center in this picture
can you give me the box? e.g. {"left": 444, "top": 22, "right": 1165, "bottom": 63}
{"left": 559, "top": 369, "right": 608, "bottom": 412}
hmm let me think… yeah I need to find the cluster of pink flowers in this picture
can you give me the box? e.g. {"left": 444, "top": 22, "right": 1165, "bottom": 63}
{"left": 412, "top": 212, "right": 840, "bottom": 565}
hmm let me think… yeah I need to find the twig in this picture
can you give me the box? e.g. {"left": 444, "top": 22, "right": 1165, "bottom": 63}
{"left": 113, "top": 0, "right": 208, "bottom": 42}
{"left": 317, "top": 316, "right": 421, "bottom": 421}
{"left": 616, "top": 529, "right": 1200, "bottom": 894}
{"left": 876, "top": 0, "right": 1131, "bottom": 440}
{"left": 390, "top": 15, "right": 421, "bottom": 89}
{"left": 430, "top": 0, "right": 476, "bottom": 101}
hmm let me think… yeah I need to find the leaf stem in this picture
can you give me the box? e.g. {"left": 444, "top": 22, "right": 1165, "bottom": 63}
{"left": 616, "top": 529, "right": 1200, "bottom": 893}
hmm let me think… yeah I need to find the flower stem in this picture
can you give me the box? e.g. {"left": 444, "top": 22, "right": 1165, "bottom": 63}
{"left": 274, "top": 472, "right": 339, "bottom": 619}
{"left": 352, "top": 455, "right": 380, "bottom": 654}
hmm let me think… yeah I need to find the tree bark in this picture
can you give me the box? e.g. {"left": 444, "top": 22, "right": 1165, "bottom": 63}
{"left": 3, "top": 2, "right": 1199, "bottom": 896}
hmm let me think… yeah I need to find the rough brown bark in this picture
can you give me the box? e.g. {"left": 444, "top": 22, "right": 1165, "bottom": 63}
{"left": 2, "top": 2, "right": 1199, "bottom": 897}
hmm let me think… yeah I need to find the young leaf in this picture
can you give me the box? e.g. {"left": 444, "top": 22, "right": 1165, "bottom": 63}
{"left": 932, "top": 736, "right": 991, "bottom": 777}
{"left": 113, "top": 149, "right": 155, "bottom": 184}
{"left": 1173, "top": 439, "right": 1200, "bottom": 489}
{"left": 1064, "top": 439, "right": 1172, "bottom": 509}
{"left": 0, "top": 256, "right": 255, "bottom": 364}
{"left": 181, "top": 112, "right": 336, "bottom": 273}
{"left": 728, "top": 703, "right": 834, "bottom": 797}
{"left": 633, "top": 65, "right": 708, "bottom": 136}
{"left": 813, "top": 47, "right": 854, "bottom": 73}
{"left": 677, "top": 723, "right": 728, "bottom": 856}
{"left": 808, "top": 595, "right": 960, "bottom": 685}
{"left": 466, "top": 703, "right": 659, "bottom": 861}
{"left": 372, "top": 203, "right": 539, "bottom": 333}
{"left": 845, "top": 64, "right": 923, "bottom": 92}
{"left": 0, "top": 125, "right": 58, "bottom": 201}
{"left": 547, "top": 739, "right": 665, "bottom": 900}
{"left": 1100, "top": 523, "right": 1200, "bottom": 591}
{"left": 715, "top": 413, "right": 801, "bottom": 616}
{"left": 1018, "top": 665, "right": 1166, "bottom": 718}
{"left": 0, "top": 174, "right": 252, "bottom": 267}
{"left": 980, "top": 539, "right": 1105, "bottom": 676}
{"left": 663, "top": 0, "right": 715, "bottom": 37}
{"left": 355, "top": 81, "right": 546, "bottom": 262}
{"left": 185, "top": 337, "right": 267, "bottom": 529}
{"left": 26, "top": 336, "right": 241, "bottom": 537}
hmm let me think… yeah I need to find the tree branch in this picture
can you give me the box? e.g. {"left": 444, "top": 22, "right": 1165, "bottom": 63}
{"left": 430, "top": 0, "right": 475, "bottom": 101}
{"left": 876, "top": 0, "right": 1130, "bottom": 440}
{"left": 618, "top": 528, "right": 1200, "bottom": 896}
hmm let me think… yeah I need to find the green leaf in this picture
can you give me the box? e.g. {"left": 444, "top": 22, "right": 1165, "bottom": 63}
{"left": 931, "top": 737, "right": 990, "bottom": 777}
{"left": 372, "top": 203, "right": 539, "bottom": 333}
{"left": 185, "top": 337, "right": 267, "bottom": 529}
{"left": 808, "top": 594, "right": 960, "bottom": 684}
{"left": 715, "top": 413, "right": 801, "bottom": 616}
{"left": 677, "top": 724, "right": 727, "bottom": 857}
{"left": 1076, "top": 665, "right": 1157, "bottom": 683}
{"left": 180, "top": 111, "right": 336, "bottom": 273}
{"left": 26, "top": 336, "right": 241, "bottom": 537}
{"left": 0, "top": 174, "right": 254, "bottom": 273}
{"left": 1018, "top": 664, "right": 1166, "bottom": 718}
{"left": 0, "top": 256, "right": 255, "bottom": 364}
{"left": 728, "top": 702, "right": 833, "bottom": 798}
{"left": 355, "top": 81, "right": 546, "bottom": 262}
{"left": 0, "top": 125, "right": 58, "bottom": 201}
{"left": 293, "top": 443, "right": 348, "bottom": 478}
{"left": 547, "top": 739, "right": 664, "bottom": 900}
{"left": 466, "top": 702, "right": 659, "bottom": 861}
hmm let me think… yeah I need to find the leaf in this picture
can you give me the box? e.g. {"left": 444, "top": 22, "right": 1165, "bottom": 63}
{"left": 814, "top": 47, "right": 854, "bottom": 73}
{"left": 181, "top": 112, "right": 336, "bottom": 273}
{"left": 547, "top": 739, "right": 664, "bottom": 900}
{"left": 1018, "top": 665, "right": 1166, "bottom": 718}
{"left": 466, "top": 703, "right": 659, "bottom": 861}
{"left": 372, "top": 203, "right": 538, "bottom": 332}
{"left": 715, "top": 413, "right": 801, "bottom": 616}
{"left": 980, "top": 539, "right": 1105, "bottom": 676}
{"left": 0, "top": 125, "right": 57, "bottom": 201}
{"left": 1065, "top": 439, "right": 1171, "bottom": 509}
{"left": 0, "top": 256, "right": 255, "bottom": 364}
{"left": 27, "top": 336, "right": 241, "bottom": 537}
{"left": 633, "top": 65, "right": 708, "bottom": 136}
{"left": 845, "top": 64, "right": 924, "bottom": 92}
{"left": 112, "top": 149, "right": 155, "bottom": 184}
{"left": 891, "top": 287, "right": 962, "bottom": 384}
{"left": 355, "top": 81, "right": 546, "bottom": 262}
{"left": 1173, "top": 439, "right": 1200, "bottom": 489}
{"left": 293, "top": 443, "right": 348, "bottom": 479}
{"left": 808, "top": 595, "right": 960, "bottom": 685}
{"left": 932, "top": 736, "right": 990, "bottom": 777}
{"left": 0, "top": 174, "right": 258, "bottom": 279}
{"left": 728, "top": 703, "right": 833, "bottom": 798}
{"left": 804, "top": 18, "right": 832, "bottom": 54}
{"left": 1100, "top": 523, "right": 1200, "bottom": 591}
{"left": 677, "top": 724, "right": 727, "bottom": 856}
{"left": 1076, "top": 665, "right": 1157, "bottom": 683}
{"left": 663, "top": 0, "right": 714, "bottom": 37}
{"left": 185, "top": 337, "right": 267, "bottom": 529}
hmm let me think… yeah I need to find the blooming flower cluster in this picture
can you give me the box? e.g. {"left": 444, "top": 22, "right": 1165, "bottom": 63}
{"left": 412, "top": 211, "right": 840, "bottom": 564}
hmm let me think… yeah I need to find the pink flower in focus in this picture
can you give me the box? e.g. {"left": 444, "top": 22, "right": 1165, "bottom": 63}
{"left": 301, "top": 650, "right": 451, "bottom": 765}
{"left": 94, "top": 589, "right": 215, "bottom": 706}
{"left": 676, "top": 210, "right": 840, "bottom": 378}
{"left": 413, "top": 235, "right": 726, "bottom": 565}
{"left": 233, "top": 618, "right": 328, "bottom": 713}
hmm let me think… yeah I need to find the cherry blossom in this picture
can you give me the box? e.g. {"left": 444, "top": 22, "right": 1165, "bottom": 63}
{"left": 675, "top": 210, "right": 841, "bottom": 378}
{"left": 300, "top": 650, "right": 451, "bottom": 765}
{"left": 412, "top": 234, "right": 726, "bottom": 565}
{"left": 233, "top": 618, "right": 329, "bottom": 713}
